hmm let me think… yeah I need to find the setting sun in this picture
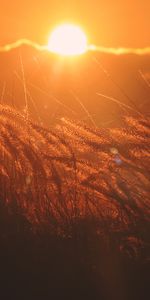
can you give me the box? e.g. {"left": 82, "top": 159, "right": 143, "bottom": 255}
{"left": 48, "top": 24, "right": 87, "bottom": 56}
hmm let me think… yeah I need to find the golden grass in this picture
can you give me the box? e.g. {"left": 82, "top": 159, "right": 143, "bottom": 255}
{"left": 0, "top": 104, "right": 149, "bottom": 258}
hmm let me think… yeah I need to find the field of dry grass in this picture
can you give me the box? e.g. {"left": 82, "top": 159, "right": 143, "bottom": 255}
{"left": 0, "top": 104, "right": 149, "bottom": 299}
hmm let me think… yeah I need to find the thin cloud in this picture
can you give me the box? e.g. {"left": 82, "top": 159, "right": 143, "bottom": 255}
{"left": 88, "top": 45, "right": 150, "bottom": 55}
{"left": 0, "top": 39, "right": 150, "bottom": 56}
{"left": 0, "top": 39, "right": 47, "bottom": 52}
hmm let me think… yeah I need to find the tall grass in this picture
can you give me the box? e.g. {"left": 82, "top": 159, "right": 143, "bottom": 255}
{"left": 0, "top": 104, "right": 149, "bottom": 259}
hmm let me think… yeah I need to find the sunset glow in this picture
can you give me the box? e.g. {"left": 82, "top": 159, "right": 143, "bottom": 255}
{"left": 48, "top": 24, "right": 87, "bottom": 56}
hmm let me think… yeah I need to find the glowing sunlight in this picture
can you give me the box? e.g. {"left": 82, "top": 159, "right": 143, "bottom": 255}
{"left": 48, "top": 24, "right": 88, "bottom": 56}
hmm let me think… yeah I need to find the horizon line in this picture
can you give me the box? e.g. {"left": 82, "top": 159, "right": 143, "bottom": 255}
{"left": 0, "top": 39, "right": 150, "bottom": 56}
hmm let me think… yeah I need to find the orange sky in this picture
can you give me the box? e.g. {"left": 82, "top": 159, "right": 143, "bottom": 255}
{"left": 1, "top": 1, "right": 150, "bottom": 47}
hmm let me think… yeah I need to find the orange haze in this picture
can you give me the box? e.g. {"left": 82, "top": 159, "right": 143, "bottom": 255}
{"left": 0, "top": 1, "right": 150, "bottom": 47}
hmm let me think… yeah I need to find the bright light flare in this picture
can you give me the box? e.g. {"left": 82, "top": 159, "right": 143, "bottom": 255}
{"left": 48, "top": 24, "right": 87, "bottom": 56}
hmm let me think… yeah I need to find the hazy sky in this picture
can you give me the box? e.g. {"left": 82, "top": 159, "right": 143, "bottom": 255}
{"left": 1, "top": 1, "right": 150, "bottom": 47}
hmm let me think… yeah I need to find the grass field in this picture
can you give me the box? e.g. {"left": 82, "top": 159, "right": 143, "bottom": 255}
{"left": 0, "top": 104, "right": 149, "bottom": 299}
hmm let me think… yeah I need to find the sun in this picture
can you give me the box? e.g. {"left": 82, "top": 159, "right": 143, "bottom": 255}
{"left": 48, "top": 24, "right": 87, "bottom": 56}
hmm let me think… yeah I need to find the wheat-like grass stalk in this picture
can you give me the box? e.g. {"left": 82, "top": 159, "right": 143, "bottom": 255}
{"left": 0, "top": 104, "right": 149, "bottom": 258}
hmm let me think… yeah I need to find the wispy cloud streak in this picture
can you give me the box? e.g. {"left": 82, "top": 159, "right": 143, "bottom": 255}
{"left": 0, "top": 39, "right": 47, "bottom": 52}
{"left": 0, "top": 39, "right": 150, "bottom": 55}
{"left": 88, "top": 45, "right": 150, "bottom": 55}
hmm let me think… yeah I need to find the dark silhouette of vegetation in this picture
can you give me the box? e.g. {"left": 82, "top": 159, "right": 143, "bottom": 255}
{"left": 0, "top": 104, "right": 149, "bottom": 299}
